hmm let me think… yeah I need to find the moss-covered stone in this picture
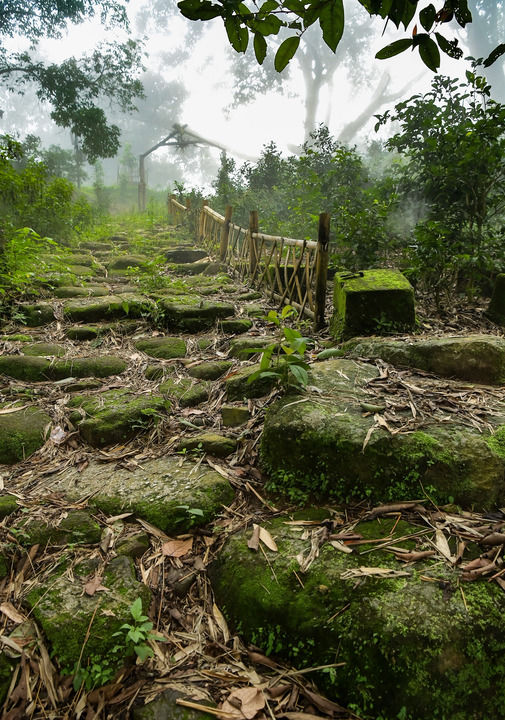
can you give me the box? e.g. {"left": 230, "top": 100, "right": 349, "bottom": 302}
{"left": 54, "top": 286, "right": 108, "bottom": 298}
{"left": 187, "top": 360, "right": 233, "bottom": 380}
{"left": 133, "top": 688, "right": 216, "bottom": 720}
{"left": 159, "top": 377, "right": 209, "bottom": 407}
{"left": 225, "top": 364, "right": 277, "bottom": 400}
{"left": 18, "top": 301, "right": 55, "bottom": 326}
{"left": 19, "top": 510, "right": 101, "bottom": 547}
{"left": 331, "top": 269, "right": 416, "bottom": 341}
{"left": 0, "top": 355, "right": 50, "bottom": 381}
{"left": 107, "top": 255, "right": 147, "bottom": 270}
{"left": 160, "top": 298, "right": 235, "bottom": 332}
{"left": 48, "top": 355, "right": 127, "bottom": 379}
{"left": 221, "top": 405, "right": 250, "bottom": 427}
{"left": 0, "top": 406, "right": 50, "bottom": 464}
{"left": 243, "top": 303, "right": 264, "bottom": 317}
{"left": 145, "top": 364, "right": 165, "bottom": 380}
{"left": 38, "top": 457, "right": 234, "bottom": 533}
{"left": 210, "top": 516, "right": 505, "bottom": 720}
{"left": 64, "top": 379, "right": 102, "bottom": 392}
{"left": 135, "top": 336, "right": 187, "bottom": 359}
{"left": 63, "top": 294, "right": 154, "bottom": 323}
{"left": 66, "top": 325, "right": 101, "bottom": 341}
{"left": 176, "top": 433, "right": 237, "bottom": 458}
{"left": 23, "top": 342, "right": 66, "bottom": 357}
{"left": 345, "top": 334, "right": 505, "bottom": 385}
{"left": 68, "top": 264, "right": 95, "bottom": 277}
{"left": 68, "top": 389, "right": 170, "bottom": 447}
{"left": 165, "top": 248, "right": 208, "bottom": 263}
{"left": 168, "top": 262, "right": 210, "bottom": 276}
{"left": 0, "top": 334, "right": 32, "bottom": 342}
{"left": 228, "top": 336, "right": 277, "bottom": 360}
{"left": 0, "top": 494, "right": 19, "bottom": 518}
{"left": 260, "top": 358, "right": 505, "bottom": 507}
{"left": 219, "top": 318, "right": 253, "bottom": 334}
{"left": 116, "top": 532, "right": 150, "bottom": 558}
{"left": 26, "top": 555, "right": 151, "bottom": 675}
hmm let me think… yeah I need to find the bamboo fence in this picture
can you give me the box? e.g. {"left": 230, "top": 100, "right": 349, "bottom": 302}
{"left": 167, "top": 195, "right": 189, "bottom": 224}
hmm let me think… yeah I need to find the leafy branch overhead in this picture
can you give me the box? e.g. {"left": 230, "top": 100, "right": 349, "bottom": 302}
{"left": 177, "top": 0, "right": 505, "bottom": 72}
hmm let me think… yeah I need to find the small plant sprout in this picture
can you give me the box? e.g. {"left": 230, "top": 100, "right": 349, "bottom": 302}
{"left": 247, "top": 305, "right": 311, "bottom": 391}
{"left": 113, "top": 597, "right": 165, "bottom": 662}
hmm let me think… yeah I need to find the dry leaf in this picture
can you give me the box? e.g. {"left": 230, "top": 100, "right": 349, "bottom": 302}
{"left": 258, "top": 526, "right": 278, "bottom": 552}
{"left": 212, "top": 603, "right": 230, "bottom": 643}
{"left": 340, "top": 566, "right": 410, "bottom": 579}
{"left": 247, "top": 525, "right": 260, "bottom": 552}
{"left": 221, "top": 687, "right": 265, "bottom": 720}
{"left": 435, "top": 529, "right": 454, "bottom": 561}
{"left": 0, "top": 405, "right": 28, "bottom": 415}
{"left": 83, "top": 574, "right": 109, "bottom": 596}
{"left": 0, "top": 602, "right": 26, "bottom": 624}
{"left": 329, "top": 540, "right": 353, "bottom": 554}
{"left": 162, "top": 538, "right": 193, "bottom": 557}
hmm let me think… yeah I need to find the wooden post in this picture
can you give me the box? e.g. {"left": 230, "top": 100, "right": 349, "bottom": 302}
{"left": 314, "top": 212, "right": 330, "bottom": 330}
{"left": 199, "top": 200, "right": 207, "bottom": 244}
{"left": 220, "top": 205, "right": 233, "bottom": 262}
{"left": 249, "top": 210, "right": 259, "bottom": 279}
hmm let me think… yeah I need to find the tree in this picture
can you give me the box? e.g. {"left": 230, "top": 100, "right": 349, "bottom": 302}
{"left": 178, "top": 0, "right": 504, "bottom": 73}
{"left": 1, "top": 0, "right": 144, "bottom": 161}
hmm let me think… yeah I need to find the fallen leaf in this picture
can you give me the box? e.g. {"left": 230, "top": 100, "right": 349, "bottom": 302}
{"left": 83, "top": 574, "right": 109, "bottom": 596}
{"left": 258, "top": 526, "right": 278, "bottom": 552}
{"left": 162, "top": 538, "right": 193, "bottom": 558}
{"left": 212, "top": 602, "right": 230, "bottom": 643}
{"left": 0, "top": 405, "right": 28, "bottom": 415}
{"left": 340, "top": 566, "right": 410, "bottom": 579}
{"left": 329, "top": 540, "right": 353, "bottom": 554}
{"left": 435, "top": 529, "right": 454, "bottom": 561}
{"left": 50, "top": 426, "right": 67, "bottom": 444}
{"left": 0, "top": 602, "right": 26, "bottom": 624}
{"left": 221, "top": 687, "right": 265, "bottom": 720}
{"left": 247, "top": 525, "right": 260, "bottom": 552}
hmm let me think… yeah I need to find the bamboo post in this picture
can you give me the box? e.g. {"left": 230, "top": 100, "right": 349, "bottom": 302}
{"left": 314, "top": 212, "right": 330, "bottom": 330}
{"left": 220, "top": 205, "right": 233, "bottom": 262}
{"left": 138, "top": 154, "right": 147, "bottom": 212}
{"left": 249, "top": 210, "right": 259, "bottom": 279}
{"left": 199, "top": 200, "right": 207, "bottom": 244}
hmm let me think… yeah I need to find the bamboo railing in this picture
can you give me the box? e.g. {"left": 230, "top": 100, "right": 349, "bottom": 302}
{"left": 167, "top": 195, "right": 188, "bottom": 224}
{"left": 196, "top": 202, "right": 330, "bottom": 329}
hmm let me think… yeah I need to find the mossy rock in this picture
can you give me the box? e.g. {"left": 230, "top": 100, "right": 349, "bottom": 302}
{"left": 67, "top": 264, "right": 95, "bottom": 277}
{"left": 145, "top": 364, "right": 165, "bottom": 380}
{"left": 54, "top": 286, "right": 108, "bottom": 298}
{"left": 0, "top": 406, "right": 51, "bottom": 464}
{"left": 237, "top": 291, "right": 262, "bottom": 301}
{"left": 64, "top": 379, "right": 102, "bottom": 392}
{"left": 18, "top": 510, "right": 101, "bottom": 547}
{"left": 260, "top": 358, "right": 505, "bottom": 507}
{"left": 66, "top": 325, "right": 101, "bottom": 341}
{"left": 18, "top": 302, "right": 55, "bottom": 326}
{"left": 168, "top": 262, "right": 210, "bottom": 276}
{"left": 63, "top": 294, "right": 154, "bottom": 323}
{"left": 64, "top": 253, "right": 95, "bottom": 266}
{"left": 0, "top": 355, "right": 50, "bottom": 381}
{"left": 25, "top": 555, "right": 151, "bottom": 676}
{"left": 159, "top": 377, "right": 209, "bottom": 407}
{"left": 116, "top": 532, "right": 150, "bottom": 559}
{"left": 135, "top": 336, "right": 187, "bottom": 359}
{"left": 0, "top": 334, "right": 32, "bottom": 342}
{"left": 133, "top": 688, "right": 216, "bottom": 720}
{"left": 210, "top": 516, "right": 505, "bottom": 720}
{"left": 176, "top": 433, "right": 237, "bottom": 458}
{"left": 219, "top": 318, "right": 253, "bottom": 334}
{"left": 160, "top": 298, "right": 234, "bottom": 332}
{"left": 243, "top": 303, "right": 264, "bottom": 317}
{"left": 165, "top": 248, "right": 208, "bottom": 263}
{"left": 344, "top": 334, "right": 505, "bottom": 385}
{"left": 187, "top": 360, "right": 233, "bottom": 380}
{"left": 48, "top": 355, "right": 127, "bottom": 380}
{"left": 228, "top": 336, "right": 277, "bottom": 360}
{"left": 68, "top": 389, "right": 170, "bottom": 447}
{"left": 0, "top": 494, "right": 19, "bottom": 518}
{"left": 38, "top": 457, "right": 234, "bottom": 533}
{"left": 107, "top": 255, "right": 147, "bottom": 270}
{"left": 221, "top": 405, "right": 250, "bottom": 427}
{"left": 331, "top": 269, "right": 416, "bottom": 341}
{"left": 23, "top": 342, "right": 66, "bottom": 357}
{"left": 225, "top": 364, "right": 277, "bottom": 400}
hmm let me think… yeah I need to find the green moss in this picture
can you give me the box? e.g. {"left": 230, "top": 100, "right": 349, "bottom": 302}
{"left": 23, "top": 342, "right": 66, "bottom": 357}
{"left": 176, "top": 433, "right": 237, "bottom": 458}
{"left": 49, "top": 355, "right": 127, "bottom": 379}
{"left": 0, "top": 355, "right": 50, "bottom": 380}
{"left": 0, "top": 334, "right": 32, "bottom": 342}
{"left": 159, "top": 377, "right": 209, "bottom": 407}
{"left": 0, "top": 406, "right": 51, "bottom": 464}
{"left": 487, "top": 425, "right": 505, "bottom": 460}
{"left": 135, "top": 336, "right": 187, "bottom": 359}
{"left": 187, "top": 360, "right": 233, "bottom": 380}
{"left": 0, "top": 495, "right": 19, "bottom": 518}
{"left": 18, "top": 510, "right": 101, "bottom": 547}
{"left": 225, "top": 364, "right": 277, "bottom": 400}
{"left": 210, "top": 517, "right": 505, "bottom": 720}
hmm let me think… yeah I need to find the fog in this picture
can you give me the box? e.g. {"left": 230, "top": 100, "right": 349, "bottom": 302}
{"left": 1, "top": 0, "right": 502, "bottom": 189}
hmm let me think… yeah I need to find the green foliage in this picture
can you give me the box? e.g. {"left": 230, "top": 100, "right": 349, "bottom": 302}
{"left": 177, "top": 0, "right": 499, "bottom": 72}
{"left": 72, "top": 597, "right": 163, "bottom": 691}
{"left": 247, "top": 305, "right": 310, "bottom": 391}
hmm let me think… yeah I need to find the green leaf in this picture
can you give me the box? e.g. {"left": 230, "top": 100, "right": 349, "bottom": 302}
{"left": 259, "top": 0, "right": 279, "bottom": 13}
{"left": 454, "top": 0, "right": 472, "bottom": 27}
{"left": 283, "top": 0, "right": 305, "bottom": 14}
{"left": 289, "top": 363, "right": 308, "bottom": 387}
{"left": 484, "top": 44, "right": 505, "bottom": 68}
{"left": 434, "top": 32, "right": 463, "bottom": 59}
{"left": 135, "top": 644, "right": 154, "bottom": 662}
{"left": 177, "top": 0, "right": 222, "bottom": 21}
{"left": 319, "top": 0, "right": 344, "bottom": 52}
{"left": 419, "top": 3, "right": 435, "bottom": 31}
{"left": 225, "top": 16, "right": 249, "bottom": 52}
{"left": 254, "top": 32, "right": 267, "bottom": 63}
{"left": 418, "top": 35, "right": 440, "bottom": 72}
{"left": 130, "top": 597, "right": 143, "bottom": 622}
{"left": 375, "top": 38, "right": 413, "bottom": 60}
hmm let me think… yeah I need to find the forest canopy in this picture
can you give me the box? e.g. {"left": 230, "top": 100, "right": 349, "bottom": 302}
{"left": 177, "top": 0, "right": 505, "bottom": 72}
